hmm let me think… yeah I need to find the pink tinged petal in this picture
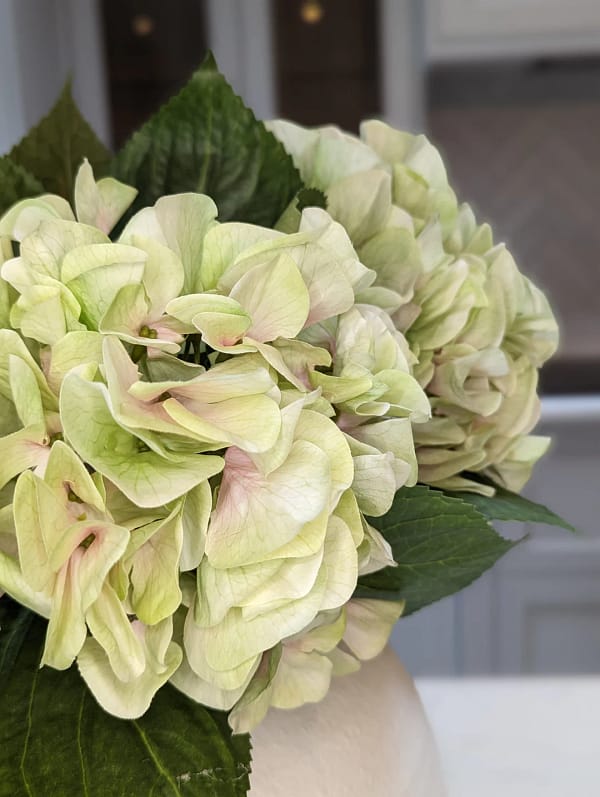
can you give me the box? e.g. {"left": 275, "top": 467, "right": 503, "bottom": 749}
{"left": 101, "top": 337, "right": 191, "bottom": 437}
{"left": 130, "top": 354, "right": 274, "bottom": 404}
{"left": 74, "top": 159, "right": 138, "bottom": 235}
{"left": 205, "top": 442, "right": 331, "bottom": 568}
{"left": 229, "top": 254, "right": 310, "bottom": 342}
{"left": 44, "top": 440, "right": 106, "bottom": 512}
{"left": 61, "top": 370, "right": 224, "bottom": 507}
{"left": 250, "top": 340, "right": 308, "bottom": 391}
{"left": 0, "top": 424, "right": 49, "bottom": 490}
{"left": 41, "top": 551, "right": 88, "bottom": 670}
{"left": 47, "top": 521, "right": 129, "bottom": 608}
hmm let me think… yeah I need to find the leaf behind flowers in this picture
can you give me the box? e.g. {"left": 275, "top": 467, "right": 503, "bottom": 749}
{"left": 0, "top": 158, "right": 44, "bottom": 216}
{"left": 0, "top": 615, "right": 251, "bottom": 796}
{"left": 446, "top": 485, "right": 576, "bottom": 532}
{"left": 112, "top": 53, "right": 302, "bottom": 227}
{"left": 0, "top": 599, "right": 34, "bottom": 692}
{"left": 8, "top": 82, "right": 110, "bottom": 201}
{"left": 354, "top": 485, "right": 516, "bottom": 615}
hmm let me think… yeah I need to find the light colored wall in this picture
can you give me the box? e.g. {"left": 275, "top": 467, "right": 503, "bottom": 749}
{"left": 0, "top": 0, "right": 110, "bottom": 154}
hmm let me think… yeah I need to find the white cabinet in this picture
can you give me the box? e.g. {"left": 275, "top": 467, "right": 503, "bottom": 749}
{"left": 426, "top": 0, "right": 600, "bottom": 60}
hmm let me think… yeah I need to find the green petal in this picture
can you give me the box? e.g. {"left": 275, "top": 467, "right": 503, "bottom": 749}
{"left": 77, "top": 618, "right": 182, "bottom": 719}
{"left": 0, "top": 425, "right": 48, "bottom": 492}
{"left": 123, "top": 193, "right": 217, "bottom": 294}
{"left": 343, "top": 598, "right": 404, "bottom": 660}
{"left": 10, "top": 282, "right": 84, "bottom": 345}
{"left": 200, "top": 222, "right": 282, "bottom": 291}
{"left": 205, "top": 442, "right": 331, "bottom": 567}
{"left": 74, "top": 159, "right": 137, "bottom": 234}
{"left": 126, "top": 508, "right": 184, "bottom": 625}
{"left": 45, "top": 330, "right": 103, "bottom": 394}
{"left": 85, "top": 583, "right": 145, "bottom": 681}
{"left": 60, "top": 370, "right": 224, "bottom": 507}
{"left": 180, "top": 480, "right": 212, "bottom": 571}
{"left": 62, "top": 243, "right": 146, "bottom": 330}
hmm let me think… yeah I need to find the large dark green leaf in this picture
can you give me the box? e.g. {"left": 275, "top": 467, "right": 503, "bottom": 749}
{"left": 0, "top": 157, "right": 44, "bottom": 216}
{"left": 0, "top": 598, "right": 34, "bottom": 692}
{"left": 112, "top": 53, "right": 302, "bottom": 226}
{"left": 446, "top": 485, "right": 576, "bottom": 532}
{"left": 354, "top": 485, "right": 516, "bottom": 615}
{"left": 8, "top": 83, "right": 111, "bottom": 201}
{"left": 0, "top": 616, "right": 251, "bottom": 796}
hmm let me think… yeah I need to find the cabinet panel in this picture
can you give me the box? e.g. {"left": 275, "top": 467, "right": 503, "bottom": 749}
{"left": 426, "top": 0, "right": 600, "bottom": 60}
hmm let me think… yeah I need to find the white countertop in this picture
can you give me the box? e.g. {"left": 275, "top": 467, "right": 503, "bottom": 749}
{"left": 416, "top": 677, "right": 600, "bottom": 797}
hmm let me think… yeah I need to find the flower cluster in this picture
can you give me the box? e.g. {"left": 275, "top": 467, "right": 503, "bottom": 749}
{"left": 0, "top": 161, "right": 427, "bottom": 730}
{"left": 269, "top": 120, "right": 558, "bottom": 495}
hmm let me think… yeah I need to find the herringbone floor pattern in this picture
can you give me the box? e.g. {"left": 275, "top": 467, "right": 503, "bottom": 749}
{"left": 430, "top": 101, "right": 600, "bottom": 363}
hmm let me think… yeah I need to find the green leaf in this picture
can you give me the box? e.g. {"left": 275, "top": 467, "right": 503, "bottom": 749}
{"left": 8, "top": 82, "right": 111, "bottom": 201}
{"left": 112, "top": 52, "right": 302, "bottom": 227}
{"left": 296, "top": 187, "right": 327, "bottom": 212}
{"left": 0, "top": 157, "right": 44, "bottom": 216}
{"left": 0, "top": 598, "right": 34, "bottom": 691}
{"left": 0, "top": 616, "right": 251, "bottom": 796}
{"left": 354, "top": 485, "right": 516, "bottom": 615}
{"left": 446, "top": 485, "right": 576, "bottom": 532}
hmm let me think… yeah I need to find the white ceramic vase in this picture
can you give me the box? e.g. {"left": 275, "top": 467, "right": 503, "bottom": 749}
{"left": 249, "top": 646, "right": 446, "bottom": 796}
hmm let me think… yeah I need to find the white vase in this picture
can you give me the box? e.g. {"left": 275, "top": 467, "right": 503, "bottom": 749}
{"left": 249, "top": 646, "right": 446, "bottom": 796}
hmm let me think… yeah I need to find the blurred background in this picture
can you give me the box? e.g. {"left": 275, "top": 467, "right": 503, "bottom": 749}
{"left": 1, "top": 0, "right": 599, "bottom": 679}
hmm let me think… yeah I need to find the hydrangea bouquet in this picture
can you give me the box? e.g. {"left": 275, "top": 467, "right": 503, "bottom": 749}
{"left": 0, "top": 56, "right": 571, "bottom": 795}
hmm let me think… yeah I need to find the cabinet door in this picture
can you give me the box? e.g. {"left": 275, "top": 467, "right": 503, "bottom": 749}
{"left": 100, "top": 0, "right": 208, "bottom": 146}
{"left": 426, "top": 0, "right": 600, "bottom": 60}
{"left": 272, "top": 0, "right": 381, "bottom": 132}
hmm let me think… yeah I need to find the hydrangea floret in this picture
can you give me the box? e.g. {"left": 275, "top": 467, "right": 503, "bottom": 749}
{"left": 269, "top": 119, "right": 559, "bottom": 495}
{"left": 0, "top": 160, "right": 425, "bottom": 729}
{"left": 0, "top": 58, "right": 572, "bottom": 796}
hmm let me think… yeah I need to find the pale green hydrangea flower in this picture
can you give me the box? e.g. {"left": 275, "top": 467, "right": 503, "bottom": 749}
{"left": 0, "top": 160, "right": 415, "bottom": 728}
{"left": 269, "top": 119, "right": 558, "bottom": 495}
